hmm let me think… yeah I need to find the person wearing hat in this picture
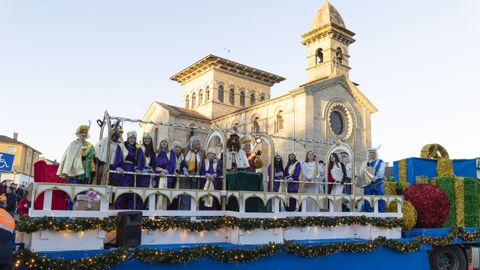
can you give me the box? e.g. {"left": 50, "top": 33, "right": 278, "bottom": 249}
{"left": 95, "top": 125, "right": 123, "bottom": 185}
{"left": 199, "top": 148, "right": 223, "bottom": 210}
{"left": 360, "top": 147, "right": 386, "bottom": 213}
{"left": 240, "top": 136, "right": 264, "bottom": 172}
{"left": 57, "top": 125, "right": 96, "bottom": 184}
{"left": 166, "top": 141, "right": 188, "bottom": 210}
{"left": 339, "top": 151, "right": 353, "bottom": 195}
{"left": 224, "top": 134, "right": 249, "bottom": 172}
{"left": 284, "top": 152, "right": 302, "bottom": 211}
{"left": 113, "top": 131, "right": 143, "bottom": 209}
{"left": 339, "top": 151, "right": 355, "bottom": 211}
{"left": 154, "top": 138, "right": 170, "bottom": 186}
{"left": 179, "top": 136, "right": 205, "bottom": 210}
{"left": 167, "top": 141, "right": 188, "bottom": 188}
{"left": 127, "top": 132, "right": 157, "bottom": 210}
{"left": 154, "top": 138, "right": 170, "bottom": 210}
{"left": 0, "top": 194, "right": 15, "bottom": 270}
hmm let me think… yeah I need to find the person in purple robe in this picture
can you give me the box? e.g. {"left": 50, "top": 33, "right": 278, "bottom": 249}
{"left": 127, "top": 132, "right": 156, "bottom": 210}
{"left": 167, "top": 141, "right": 188, "bottom": 188}
{"left": 154, "top": 138, "right": 170, "bottom": 187}
{"left": 199, "top": 148, "right": 223, "bottom": 210}
{"left": 284, "top": 152, "right": 302, "bottom": 212}
{"left": 113, "top": 131, "right": 143, "bottom": 209}
{"left": 153, "top": 138, "right": 170, "bottom": 210}
{"left": 166, "top": 141, "right": 188, "bottom": 210}
{"left": 138, "top": 132, "right": 156, "bottom": 188}
{"left": 267, "top": 154, "right": 284, "bottom": 192}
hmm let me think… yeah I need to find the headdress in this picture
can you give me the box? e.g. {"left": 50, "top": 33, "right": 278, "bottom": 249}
{"left": 207, "top": 148, "right": 216, "bottom": 155}
{"left": 172, "top": 141, "right": 183, "bottom": 148}
{"left": 240, "top": 136, "right": 252, "bottom": 144}
{"left": 75, "top": 125, "right": 89, "bottom": 134}
{"left": 127, "top": 131, "right": 137, "bottom": 138}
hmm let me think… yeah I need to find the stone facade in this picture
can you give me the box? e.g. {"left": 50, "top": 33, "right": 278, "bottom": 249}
{"left": 142, "top": 1, "right": 377, "bottom": 170}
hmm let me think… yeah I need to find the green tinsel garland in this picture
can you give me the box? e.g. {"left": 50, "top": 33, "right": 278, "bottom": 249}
{"left": 435, "top": 177, "right": 456, "bottom": 227}
{"left": 13, "top": 228, "right": 480, "bottom": 270}
{"left": 16, "top": 217, "right": 117, "bottom": 233}
{"left": 16, "top": 216, "right": 403, "bottom": 233}
{"left": 464, "top": 178, "right": 480, "bottom": 227}
{"left": 14, "top": 248, "right": 129, "bottom": 270}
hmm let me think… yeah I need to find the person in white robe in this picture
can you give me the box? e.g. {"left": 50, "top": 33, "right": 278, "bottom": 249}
{"left": 225, "top": 134, "right": 249, "bottom": 171}
{"left": 57, "top": 125, "right": 95, "bottom": 184}
{"left": 179, "top": 136, "right": 205, "bottom": 210}
{"left": 301, "top": 151, "right": 323, "bottom": 211}
{"left": 327, "top": 153, "right": 346, "bottom": 211}
{"left": 95, "top": 126, "right": 123, "bottom": 185}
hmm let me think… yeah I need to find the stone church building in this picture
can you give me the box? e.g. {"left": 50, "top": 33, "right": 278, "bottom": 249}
{"left": 142, "top": 1, "right": 377, "bottom": 165}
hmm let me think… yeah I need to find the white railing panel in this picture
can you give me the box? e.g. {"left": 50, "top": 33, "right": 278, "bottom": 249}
{"left": 30, "top": 183, "right": 403, "bottom": 219}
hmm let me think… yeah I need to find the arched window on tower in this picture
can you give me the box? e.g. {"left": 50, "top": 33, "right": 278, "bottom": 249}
{"left": 185, "top": 95, "right": 190, "bottom": 109}
{"left": 275, "top": 111, "right": 284, "bottom": 133}
{"left": 259, "top": 93, "right": 266, "bottom": 102}
{"left": 198, "top": 90, "right": 203, "bottom": 106}
{"left": 250, "top": 92, "right": 256, "bottom": 105}
{"left": 218, "top": 84, "right": 224, "bottom": 103}
{"left": 252, "top": 117, "right": 260, "bottom": 133}
{"left": 316, "top": 48, "right": 323, "bottom": 64}
{"left": 336, "top": 47, "right": 343, "bottom": 65}
{"left": 240, "top": 90, "right": 245, "bottom": 107}
{"left": 191, "top": 92, "right": 197, "bottom": 108}
{"left": 229, "top": 87, "right": 235, "bottom": 105}
{"left": 205, "top": 86, "right": 210, "bottom": 102}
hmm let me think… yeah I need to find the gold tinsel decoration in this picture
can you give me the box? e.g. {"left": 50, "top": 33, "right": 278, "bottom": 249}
{"left": 420, "top": 143, "right": 454, "bottom": 178}
{"left": 437, "top": 158, "right": 454, "bottom": 177}
{"left": 454, "top": 177, "right": 465, "bottom": 227}
{"left": 397, "top": 181, "right": 411, "bottom": 192}
{"left": 385, "top": 182, "right": 397, "bottom": 196}
{"left": 389, "top": 201, "right": 417, "bottom": 231}
{"left": 399, "top": 159, "right": 407, "bottom": 183}
{"left": 420, "top": 144, "right": 450, "bottom": 159}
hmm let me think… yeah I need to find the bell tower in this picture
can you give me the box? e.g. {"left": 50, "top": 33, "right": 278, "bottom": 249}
{"left": 302, "top": 1, "right": 355, "bottom": 83}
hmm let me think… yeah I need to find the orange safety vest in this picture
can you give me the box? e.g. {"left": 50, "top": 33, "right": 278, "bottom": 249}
{"left": 0, "top": 208, "right": 15, "bottom": 233}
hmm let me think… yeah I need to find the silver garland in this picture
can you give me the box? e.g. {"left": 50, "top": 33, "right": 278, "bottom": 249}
{"left": 111, "top": 116, "right": 335, "bottom": 146}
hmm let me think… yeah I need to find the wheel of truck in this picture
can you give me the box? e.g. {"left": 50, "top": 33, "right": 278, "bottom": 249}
{"left": 429, "top": 246, "right": 467, "bottom": 270}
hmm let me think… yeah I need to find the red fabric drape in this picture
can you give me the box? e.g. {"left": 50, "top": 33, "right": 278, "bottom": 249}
{"left": 33, "top": 161, "right": 68, "bottom": 210}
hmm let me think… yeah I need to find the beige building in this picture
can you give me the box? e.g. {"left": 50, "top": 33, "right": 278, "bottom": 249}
{"left": 0, "top": 133, "right": 42, "bottom": 185}
{"left": 142, "top": 2, "right": 377, "bottom": 167}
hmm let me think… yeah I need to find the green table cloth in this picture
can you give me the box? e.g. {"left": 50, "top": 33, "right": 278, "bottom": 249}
{"left": 226, "top": 171, "right": 265, "bottom": 212}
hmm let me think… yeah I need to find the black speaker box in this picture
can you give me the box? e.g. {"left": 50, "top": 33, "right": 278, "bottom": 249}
{"left": 116, "top": 211, "right": 142, "bottom": 248}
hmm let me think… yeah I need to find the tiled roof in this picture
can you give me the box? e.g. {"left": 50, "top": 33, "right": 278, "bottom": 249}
{"left": 155, "top": 102, "right": 210, "bottom": 121}
{"left": 0, "top": 135, "right": 42, "bottom": 154}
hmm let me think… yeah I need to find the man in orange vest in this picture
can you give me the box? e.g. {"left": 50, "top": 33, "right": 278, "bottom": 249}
{"left": 0, "top": 194, "right": 15, "bottom": 270}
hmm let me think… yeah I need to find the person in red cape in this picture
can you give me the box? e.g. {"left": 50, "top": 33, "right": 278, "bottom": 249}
{"left": 17, "top": 193, "right": 31, "bottom": 217}
{"left": 240, "top": 136, "right": 264, "bottom": 172}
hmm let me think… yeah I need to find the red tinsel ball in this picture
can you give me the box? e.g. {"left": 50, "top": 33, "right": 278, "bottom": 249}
{"left": 404, "top": 184, "right": 450, "bottom": 228}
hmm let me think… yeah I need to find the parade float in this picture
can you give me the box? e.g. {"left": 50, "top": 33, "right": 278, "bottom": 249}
{"left": 11, "top": 112, "right": 480, "bottom": 270}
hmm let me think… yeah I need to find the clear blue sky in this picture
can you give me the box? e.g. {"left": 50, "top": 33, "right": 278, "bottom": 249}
{"left": 1, "top": 0, "right": 479, "bottom": 163}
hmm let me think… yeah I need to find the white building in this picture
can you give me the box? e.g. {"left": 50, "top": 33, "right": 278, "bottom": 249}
{"left": 142, "top": 2, "right": 377, "bottom": 166}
